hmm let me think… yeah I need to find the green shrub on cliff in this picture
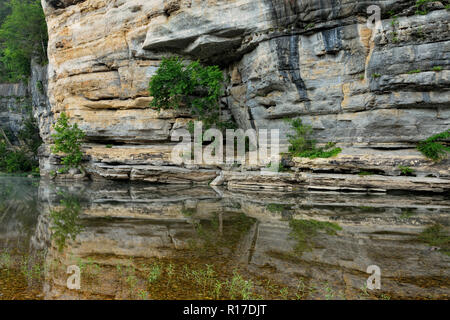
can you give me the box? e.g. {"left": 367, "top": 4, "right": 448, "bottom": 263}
{"left": 286, "top": 118, "right": 341, "bottom": 159}
{"left": 0, "top": 0, "right": 47, "bottom": 82}
{"left": 149, "top": 57, "right": 227, "bottom": 129}
{"left": 51, "top": 112, "right": 85, "bottom": 172}
{"left": 415, "top": 0, "right": 434, "bottom": 15}
{"left": 417, "top": 129, "right": 450, "bottom": 161}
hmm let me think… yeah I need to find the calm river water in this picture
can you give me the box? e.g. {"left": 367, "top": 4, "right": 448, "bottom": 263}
{"left": 0, "top": 176, "right": 448, "bottom": 300}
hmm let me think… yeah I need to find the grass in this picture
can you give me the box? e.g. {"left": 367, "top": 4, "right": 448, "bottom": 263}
{"left": 358, "top": 171, "right": 374, "bottom": 176}
{"left": 407, "top": 69, "right": 421, "bottom": 74}
{"left": 0, "top": 251, "right": 12, "bottom": 269}
{"left": 296, "top": 144, "right": 342, "bottom": 159}
{"left": 227, "top": 271, "right": 254, "bottom": 300}
{"left": 372, "top": 73, "right": 381, "bottom": 78}
{"left": 146, "top": 262, "right": 162, "bottom": 283}
{"left": 69, "top": 257, "right": 315, "bottom": 300}
{"left": 0, "top": 250, "right": 46, "bottom": 293}
{"left": 398, "top": 165, "right": 415, "bottom": 176}
{"left": 432, "top": 66, "right": 442, "bottom": 72}
{"left": 390, "top": 12, "right": 399, "bottom": 27}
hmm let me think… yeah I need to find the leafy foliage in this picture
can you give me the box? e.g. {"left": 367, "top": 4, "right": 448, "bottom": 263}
{"left": 417, "top": 129, "right": 450, "bottom": 161}
{"left": 0, "top": 0, "right": 47, "bottom": 82}
{"left": 51, "top": 112, "right": 86, "bottom": 171}
{"left": 286, "top": 118, "right": 342, "bottom": 159}
{"left": 0, "top": 0, "right": 11, "bottom": 26}
{"left": 398, "top": 165, "right": 415, "bottom": 176}
{"left": 0, "top": 142, "right": 34, "bottom": 173}
{"left": 149, "top": 57, "right": 227, "bottom": 129}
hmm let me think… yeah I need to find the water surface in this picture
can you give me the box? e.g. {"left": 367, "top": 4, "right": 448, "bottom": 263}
{"left": 0, "top": 177, "right": 449, "bottom": 300}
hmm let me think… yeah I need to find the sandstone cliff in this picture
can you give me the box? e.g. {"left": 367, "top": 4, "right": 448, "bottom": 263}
{"left": 39, "top": 0, "right": 450, "bottom": 191}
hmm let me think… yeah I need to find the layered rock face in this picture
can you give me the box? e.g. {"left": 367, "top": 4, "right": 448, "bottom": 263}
{"left": 40, "top": 0, "right": 450, "bottom": 188}
{"left": 0, "top": 62, "right": 50, "bottom": 145}
{"left": 0, "top": 83, "right": 31, "bottom": 144}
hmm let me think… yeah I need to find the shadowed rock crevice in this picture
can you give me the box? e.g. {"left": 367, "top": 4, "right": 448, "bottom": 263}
{"left": 264, "top": 0, "right": 310, "bottom": 105}
{"left": 274, "top": 35, "right": 309, "bottom": 103}
{"left": 46, "top": 0, "right": 86, "bottom": 10}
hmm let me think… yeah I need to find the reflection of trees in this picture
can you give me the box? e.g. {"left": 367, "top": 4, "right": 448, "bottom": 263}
{"left": 288, "top": 219, "right": 342, "bottom": 256}
{"left": 189, "top": 212, "right": 256, "bottom": 256}
{"left": 0, "top": 177, "right": 39, "bottom": 245}
{"left": 49, "top": 192, "right": 84, "bottom": 251}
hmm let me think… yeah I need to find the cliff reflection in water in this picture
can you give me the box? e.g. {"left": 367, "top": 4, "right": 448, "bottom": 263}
{"left": 1, "top": 177, "right": 449, "bottom": 300}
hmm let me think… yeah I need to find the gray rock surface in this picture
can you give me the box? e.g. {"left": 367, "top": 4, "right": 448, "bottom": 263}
{"left": 0, "top": 83, "right": 30, "bottom": 144}
{"left": 0, "top": 61, "right": 49, "bottom": 146}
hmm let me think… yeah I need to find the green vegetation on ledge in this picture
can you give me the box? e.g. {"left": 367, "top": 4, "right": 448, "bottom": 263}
{"left": 417, "top": 129, "right": 450, "bottom": 161}
{"left": 51, "top": 112, "right": 86, "bottom": 173}
{"left": 398, "top": 165, "right": 415, "bottom": 176}
{"left": 286, "top": 118, "right": 341, "bottom": 159}
{"left": 149, "top": 56, "right": 233, "bottom": 130}
{"left": 415, "top": 0, "right": 434, "bottom": 15}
